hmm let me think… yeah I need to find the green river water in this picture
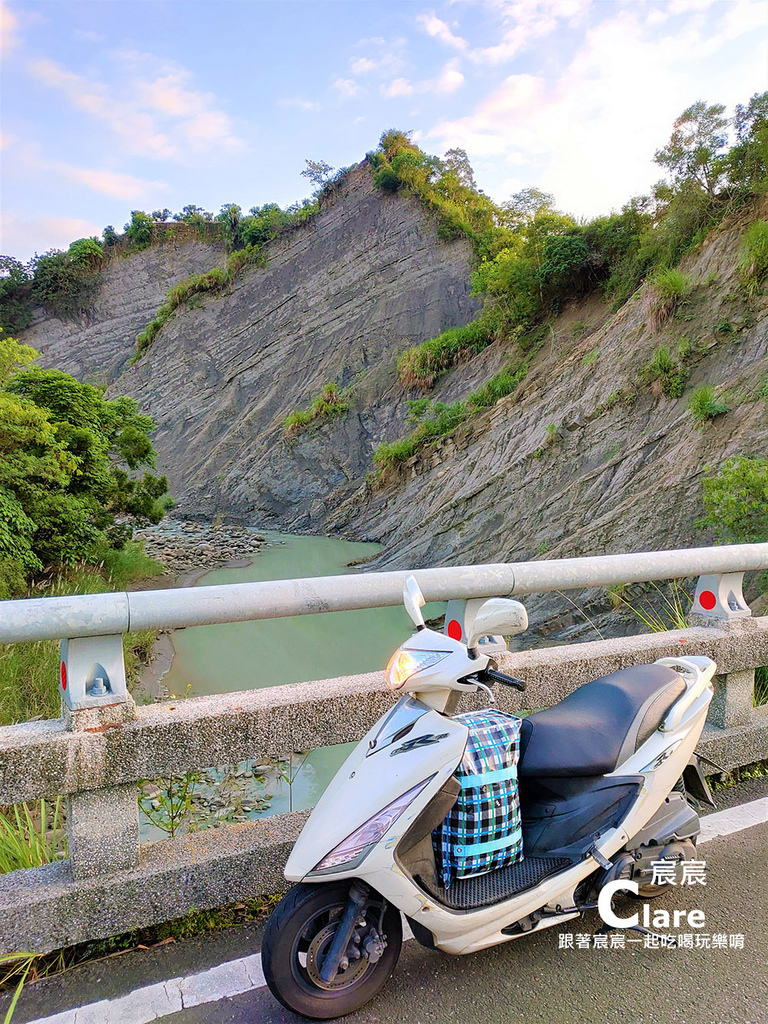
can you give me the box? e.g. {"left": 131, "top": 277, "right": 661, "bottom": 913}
{"left": 145, "top": 532, "right": 443, "bottom": 836}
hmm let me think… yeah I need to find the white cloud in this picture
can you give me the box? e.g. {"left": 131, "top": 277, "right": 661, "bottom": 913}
{"left": 433, "top": 58, "right": 465, "bottom": 94}
{"left": 429, "top": 4, "right": 766, "bottom": 216}
{"left": 29, "top": 55, "right": 243, "bottom": 162}
{"left": 1, "top": 0, "right": 19, "bottom": 55}
{"left": 381, "top": 77, "right": 413, "bottom": 98}
{"left": 333, "top": 77, "right": 362, "bottom": 99}
{"left": 74, "top": 28, "right": 105, "bottom": 43}
{"left": 381, "top": 60, "right": 465, "bottom": 100}
{"left": 278, "top": 96, "right": 321, "bottom": 112}
{"left": 350, "top": 56, "right": 379, "bottom": 73}
{"left": 469, "top": 0, "right": 591, "bottom": 65}
{"left": 0, "top": 213, "right": 103, "bottom": 257}
{"left": 3, "top": 134, "right": 168, "bottom": 202}
{"left": 416, "top": 12, "right": 468, "bottom": 50}
{"left": 58, "top": 166, "right": 167, "bottom": 201}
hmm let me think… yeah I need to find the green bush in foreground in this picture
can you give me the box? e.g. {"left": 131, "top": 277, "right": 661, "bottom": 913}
{"left": 739, "top": 220, "right": 768, "bottom": 296}
{"left": 688, "top": 384, "right": 730, "bottom": 424}
{"left": 284, "top": 382, "right": 350, "bottom": 435}
{"left": 698, "top": 456, "right": 768, "bottom": 543}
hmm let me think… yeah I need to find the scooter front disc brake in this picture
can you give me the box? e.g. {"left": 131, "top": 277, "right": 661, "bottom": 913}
{"left": 306, "top": 922, "right": 371, "bottom": 990}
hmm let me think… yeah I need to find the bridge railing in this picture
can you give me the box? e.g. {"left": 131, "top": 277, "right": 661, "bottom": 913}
{"left": 1, "top": 544, "right": 768, "bottom": 955}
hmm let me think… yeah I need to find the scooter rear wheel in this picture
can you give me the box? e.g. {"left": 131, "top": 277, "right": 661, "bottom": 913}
{"left": 262, "top": 881, "right": 403, "bottom": 1020}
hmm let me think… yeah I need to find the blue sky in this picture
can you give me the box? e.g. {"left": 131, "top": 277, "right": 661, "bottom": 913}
{"left": 1, "top": 0, "right": 766, "bottom": 261}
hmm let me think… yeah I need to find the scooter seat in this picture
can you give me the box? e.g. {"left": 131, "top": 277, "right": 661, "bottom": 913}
{"left": 518, "top": 664, "right": 686, "bottom": 777}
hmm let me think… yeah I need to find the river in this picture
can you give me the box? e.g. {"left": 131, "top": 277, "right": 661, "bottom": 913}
{"left": 142, "top": 532, "right": 442, "bottom": 839}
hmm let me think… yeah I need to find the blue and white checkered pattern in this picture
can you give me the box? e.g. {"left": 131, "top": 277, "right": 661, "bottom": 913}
{"left": 433, "top": 709, "right": 524, "bottom": 888}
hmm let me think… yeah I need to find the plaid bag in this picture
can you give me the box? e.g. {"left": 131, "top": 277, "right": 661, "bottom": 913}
{"left": 433, "top": 708, "right": 524, "bottom": 888}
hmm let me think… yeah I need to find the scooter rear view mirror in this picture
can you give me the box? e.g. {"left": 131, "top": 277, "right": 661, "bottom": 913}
{"left": 403, "top": 575, "right": 426, "bottom": 630}
{"left": 466, "top": 598, "right": 528, "bottom": 648}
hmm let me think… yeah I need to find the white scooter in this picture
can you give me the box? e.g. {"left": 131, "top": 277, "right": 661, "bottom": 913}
{"left": 262, "top": 578, "right": 717, "bottom": 1019}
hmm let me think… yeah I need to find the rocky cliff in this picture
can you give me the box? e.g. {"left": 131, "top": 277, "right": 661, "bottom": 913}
{"left": 327, "top": 199, "right": 768, "bottom": 633}
{"left": 21, "top": 170, "right": 768, "bottom": 636}
{"left": 25, "top": 237, "right": 227, "bottom": 384}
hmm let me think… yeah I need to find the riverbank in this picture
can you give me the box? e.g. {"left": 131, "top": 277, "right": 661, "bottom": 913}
{"left": 133, "top": 519, "right": 266, "bottom": 576}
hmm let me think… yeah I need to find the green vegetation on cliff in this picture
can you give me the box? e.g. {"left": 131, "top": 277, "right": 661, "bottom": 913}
{"left": 386, "top": 92, "right": 767, "bottom": 399}
{"left": 283, "top": 382, "right": 351, "bottom": 436}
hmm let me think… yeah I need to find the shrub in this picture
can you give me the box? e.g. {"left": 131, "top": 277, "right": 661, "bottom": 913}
{"left": 397, "top": 320, "right": 494, "bottom": 390}
{"left": 374, "top": 361, "right": 528, "bottom": 476}
{"left": 373, "top": 165, "right": 401, "bottom": 193}
{"left": 29, "top": 238, "right": 105, "bottom": 320}
{"left": 698, "top": 456, "right": 768, "bottom": 542}
{"left": 738, "top": 220, "right": 768, "bottom": 296}
{"left": 639, "top": 345, "right": 688, "bottom": 398}
{"left": 648, "top": 268, "right": 691, "bottom": 327}
{"left": 125, "top": 210, "right": 155, "bottom": 249}
{"left": 284, "top": 382, "right": 350, "bottom": 435}
{"left": 0, "top": 345, "right": 170, "bottom": 586}
{"left": 581, "top": 348, "right": 598, "bottom": 367}
{"left": 373, "top": 400, "right": 467, "bottom": 471}
{"left": 688, "top": 384, "right": 730, "bottom": 423}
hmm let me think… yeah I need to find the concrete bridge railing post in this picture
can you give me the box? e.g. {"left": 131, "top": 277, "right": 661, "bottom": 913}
{"left": 63, "top": 693, "right": 141, "bottom": 880}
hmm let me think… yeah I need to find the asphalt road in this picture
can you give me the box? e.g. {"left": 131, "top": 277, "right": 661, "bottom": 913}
{"left": 8, "top": 776, "right": 768, "bottom": 1024}
{"left": 154, "top": 821, "right": 768, "bottom": 1024}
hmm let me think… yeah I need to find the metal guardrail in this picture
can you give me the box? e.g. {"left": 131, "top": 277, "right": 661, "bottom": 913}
{"left": 2, "top": 543, "right": 768, "bottom": 643}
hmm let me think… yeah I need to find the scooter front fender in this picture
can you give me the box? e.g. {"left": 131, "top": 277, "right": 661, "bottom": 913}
{"left": 284, "top": 697, "right": 467, "bottom": 882}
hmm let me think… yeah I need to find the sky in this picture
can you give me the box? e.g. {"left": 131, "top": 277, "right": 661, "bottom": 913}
{"left": 1, "top": 0, "right": 766, "bottom": 262}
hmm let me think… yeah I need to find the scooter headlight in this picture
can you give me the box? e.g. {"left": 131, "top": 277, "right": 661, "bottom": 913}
{"left": 385, "top": 649, "right": 450, "bottom": 690}
{"left": 311, "top": 776, "right": 435, "bottom": 875}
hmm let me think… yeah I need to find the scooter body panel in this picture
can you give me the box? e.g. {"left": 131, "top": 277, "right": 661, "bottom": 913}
{"left": 284, "top": 697, "right": 468, "bottom": 882}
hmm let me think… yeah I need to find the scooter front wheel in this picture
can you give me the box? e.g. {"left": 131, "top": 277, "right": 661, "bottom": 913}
{"left": 262, "top": 881, "right": 403, "bottom": 1020}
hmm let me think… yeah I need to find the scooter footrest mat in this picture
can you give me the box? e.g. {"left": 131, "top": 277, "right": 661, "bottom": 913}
{"left": 420, "top": 856, "right": 571, "bottom": 910}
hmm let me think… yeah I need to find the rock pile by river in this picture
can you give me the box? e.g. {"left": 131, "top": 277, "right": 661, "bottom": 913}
{"left": 133, "top": 519, "right": 266, "bottom": 575}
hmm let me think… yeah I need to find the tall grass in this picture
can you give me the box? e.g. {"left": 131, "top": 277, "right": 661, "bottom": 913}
{"left": 608, "top": 580, "right": 691, "bottom": 631}
{"left": 283, "top": 383, "right": 350, "bottom": 436}
{"left": 0, "top": 799, "right": 64, "bottom": 874}
{"left": 639, "top": 344, "right": 688, "bottom": 398}
{"left": 397, "top": 320, "right": 494, "bottom": 390}
{"left": 648, "top": 268, "right": 691, "bottom": 327}
{"left": 1, "top": 954, "right": 37, "bottom": 1024}
{"left": 754, "top": 666, "right": 768, "bottom": 707}
{"left": 738, "top": 220, "right": 768, "bottom": 297}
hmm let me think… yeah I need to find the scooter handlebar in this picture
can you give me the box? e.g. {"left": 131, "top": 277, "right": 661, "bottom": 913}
{"left": 484, "top": 667, "right": 527, "bottom": 691}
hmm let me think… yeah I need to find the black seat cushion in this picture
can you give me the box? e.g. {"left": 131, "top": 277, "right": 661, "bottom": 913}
{"left": 518, "top": 664, "right": 686, "bottom": 778}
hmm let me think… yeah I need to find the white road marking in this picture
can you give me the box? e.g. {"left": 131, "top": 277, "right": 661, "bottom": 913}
{"left": 697, "top": 795, "right": 768, "bottom": 844}
{"left": 22, "top": 798, "right": 768, "bottom": 1024}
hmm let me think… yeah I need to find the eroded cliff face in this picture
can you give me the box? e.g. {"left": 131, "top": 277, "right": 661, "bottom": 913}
{"left": 326, "top": 200, "right": 768, "bottom": 633}
{"left": 22, "top": 170, "right": 768, "bottom": 638}
{"left": 108, "top": 162, "right": 479, "bottom": 521}
{"left": 24, "top": 238, "right": 227, "bottom": 384}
